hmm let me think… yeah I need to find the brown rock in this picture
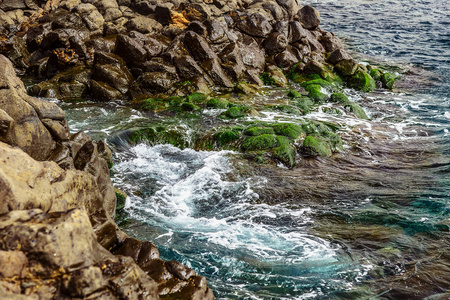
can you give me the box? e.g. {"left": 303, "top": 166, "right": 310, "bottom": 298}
{"left": 328, "top": 48, "right": 351, "bottom": 65}
{"left": 236, "top": 11, "right": 273, "bottom": 38}
{"left": 114, "top": 34, "right": 147, "bottom": 65}
{"left": 299, "top": 5, "right": 320, "bottom": 30}
{"left": 264, "top": 32, "right": 288, "bottom": 55}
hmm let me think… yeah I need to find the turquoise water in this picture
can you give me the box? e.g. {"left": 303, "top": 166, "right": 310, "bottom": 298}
{"left": 59, "top": 1, "right": 450, "bottom": 299}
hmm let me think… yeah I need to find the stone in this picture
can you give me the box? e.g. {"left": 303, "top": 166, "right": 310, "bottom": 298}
{"left": 299, "top": 5, "right": 320, "bottom": 30}
{"left": 184, "top": 31, "right": 217, "bottom": 63}
{"left": 328, "top": 48, "right": 351, "bottom": 65}
{"left": 114, "top": 34, "right": 147, "bottom": 65}
{"left": 0, "top": 142, "right": 103, "bottom": 215}
{"left": 91, "top": 80, "right": 123, "bottom": 101}
{"left": 264, "top": 32, "right": 288, "bottom": 55}
{"left": 92, "top": 63, "right": 133, "bottom": 95}
{"left": 0, "top": 251, "right": 27, "bottom": 278}
{"left": 200, "top": 59, "right": 234, "bottom": 87}
{"left": 321, "top": 32, "right": 343, "bottom": 52}
{"left": 335, "top": 59, "right": 359, "bottom": 76}
{"left": 236, "top": 11, "right": 273, "bottom": 38}
{"left": 239, "top": 36, "right": 265, "bottom": 70}
{"left": 125, "top": 16, "right": 163, "bottom": 34}
{"left": 0, "top": 55, "right": 56, "bottom": 161}
{"left": 289, "top": 21, "right": 308, "bottom": 43}
{"left": 135, "top": 71, "right": 174, "bottom": 94}
{"left": 302, "top": 135, "right": 332, "bottom": 157}
{"left": 347, "top": 70, "right": 376, "bottom": 92}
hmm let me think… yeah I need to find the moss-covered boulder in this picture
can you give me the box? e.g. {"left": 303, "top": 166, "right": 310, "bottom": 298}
{"left": 114, "top": 188, "right": 127, "bottom": 211}
{"left": 369, "top": 68, "right": 382, "bottom": 81}
{"left": 347, "top": 70, "right": 376, "bottom": 92}
{"left": 186, "top": 92, "right": 208, "bottom": 103}
{"left": 206, "top": 98, "right": 229, "bottom": 109}
{"left": 287, "top": 90, "right": 302, "bottom": 98}
{"left": 330, "top": 92, "right": 350, "bottom": 104}
{"left": 305, "top": 84, "right": 328, "bottom": 103}
{"left": 344, "top": 102, "right": 369, "bottom": 119}
{"left": 181, "top": 102, "right": 201, "bottom": 111}
{"left": 268, "top": 105, "right": 302, "bottom": 115}
{"left": 129, "top": 125, "right": 190, "bottom": 149}
{"left": 272, "top": 123, "right": 304, "bottom": 140}
{"left": 301, "top": 79, "right": 334, "bottom": 89}
{"left": 214, "top": 130, "right": 241, "bottom": 147}
{"left": 221, "top": 106, "right": 249, "bottom": 119}
{"left": 381, "top": 73, "right": 396, "bottom": 89}
{"left": 141, "top": 98, "right": 170, "bottom": 111}
{"left": 242, "top": 134, "right": 279, "bottom": 151}
{"left": 302, "top": 135, "right": 333, "bottom": 157}
{"left": 272, "top": 144, "right": 296, "bottom": 167}
{"left": 291, "top": 97, "right": 314, "bottom": 114}
{"left": 244, "top": 126, "right": 275, "bottom": 136}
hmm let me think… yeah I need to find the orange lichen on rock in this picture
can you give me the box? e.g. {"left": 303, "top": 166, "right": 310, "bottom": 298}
{"left": 170, "top": 11, "right": 190, "bottom": 29}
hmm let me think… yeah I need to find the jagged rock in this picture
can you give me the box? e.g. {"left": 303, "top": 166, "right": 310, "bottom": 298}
{"left": 236, "top": 11, "right": 273, "bottom": 38}
{"left": 114, "top": 34, "right": 147, "bottom": 64}
{"left": 299, "top": 5, "right": 320, "bottom": 30}
{"left": 321, "top": 32, "right": 343, "bottom": 52}
{"left": 92, "top": 52, "right": 133, "bottom": 95}
{"left": 0, "top": 55, "right": 57, "bottom": 160}
{"left": 328, "top": 48, "right": 351, "bottom": 65}
{"left": 125, "top": 16, "right": 163, "bottom": 34}
{"left": 134, "top": 71, "right": 174, "bottom": 94}
{"left": 91, "top": 80, "right": 123, "bottom": 101}
{"left": 275, "top": 47, "right": 299, "bottom": 68}
{"left": 184, "top": 31, "right": 218, "bottom": 63}
{"left": 335, "top": 58, "right": 359, "bottom": 76}
{"left": 240, "top": 35, "right": 266, "bottom": 71}
{"left": 0, "top": 142, "right": 102, "bottom": 215}
{"left": 264, "top": 32, "right": 288, "bottom": 55}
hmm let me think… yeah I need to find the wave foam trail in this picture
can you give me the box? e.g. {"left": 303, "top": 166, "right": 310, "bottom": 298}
{"left": 112, "top": 144, "right": 370, "bottom": 298}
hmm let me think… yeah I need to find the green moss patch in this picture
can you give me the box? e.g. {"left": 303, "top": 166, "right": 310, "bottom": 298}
{"left": 114, "top": 188, "right": 127, "bottom": 211}
{"left": 206, "top": 98, "right": 229, "bottom": 109}
{"left": 330, "top": 93, "right": 350, "bottom": 105}
{"left": 305, "top": 84, "right": 329, "bottom": 103}
{"left": 242, "top": 134, "right": 279, "bottom": 151}
{"left": 302, "top": 135, "right": 332, "bottom": 157}
{"left": 272, "top": 123, "right": 304, "bottom": 140}
{"left": 244, "top": 126, "right": 275, "bottom": 136}
{"left": 186, "top": 92, "right": 208, "bottom": 103}
{"left": 347, "top": 70, "right": 376, "bottom": 92}
{"left": 344, "top": 102, "right": 369, "bottom": 119}
{"left": 381, "top": 73, "right": 396, "bottom": 89}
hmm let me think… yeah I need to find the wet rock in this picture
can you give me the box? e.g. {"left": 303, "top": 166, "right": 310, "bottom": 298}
{"left": 264, "top": 32, "right": 288, "bottom": 55}
{"left": 200, "top": 58, "right": 234, "bottom": 87}
{"left": 302, "top": 135, "right": 332, "bottom": 157}
{"left": 240, "top": 35, "right": 266, "bottom": 71}
{"left": 236, "top": 11, "right": 273, "bottom": 38}
{"left": 276, "top": 0, "right": 301, "bottom": 19}
{"left": 184, "top": 31, "right": 217, "bottom": 63}
{"left": 114, "top": 34, "right": 147, "bottom": 64}
{"left": 173, "top": 55, "right": 208, "bottom": 81}
{"left": 335, "top": 59, "right": 359, "bottom": 76}
{"left": 92, "top": 52, "right": 133, "bottom": 95}
{"left": 204, "top": 18, "right": 228, "bottom": 44}
{"left": 134, "top": 71, "right": 174, "bottom": 94}
{"left": 321, "top": 32, "right": 343, "bottom": 52}
{"left": 125, "top": 16, "right": 163, "bottom": 34}
{"left": 91, "top": 80, "right": 122, "bottom": 101}
{"left": 347, "top": 70, "right": 376, "bottom": 92}
{"left": 299, "top": 5, "right": 320, "bottom": 30}
{"left": 275, "top": 47, "right": 299, "bottom": 69}
{"left": 0, "top": 55, "right": 57, "bottom": 160}
{"left": 327, "top": 48, "right": 351, "bottom": 65}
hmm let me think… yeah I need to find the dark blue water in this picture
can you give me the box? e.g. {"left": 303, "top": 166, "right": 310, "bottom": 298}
{"left": 61, "top": 1, "right": 450, "bottom": 299}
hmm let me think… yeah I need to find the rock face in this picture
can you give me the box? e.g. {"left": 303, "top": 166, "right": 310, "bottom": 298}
{"left": 0, "top": 0, "right": 351, "bottom": 100}
{"left": 0, "top": 55, "right": 215, "bottom": 299}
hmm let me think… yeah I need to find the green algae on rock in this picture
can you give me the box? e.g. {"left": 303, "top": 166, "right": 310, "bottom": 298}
{"left": 347, "top": 70, "right": 376, "bottom": 92}
{"left": 301, "top": 135, "right": 333, "bottom": 157}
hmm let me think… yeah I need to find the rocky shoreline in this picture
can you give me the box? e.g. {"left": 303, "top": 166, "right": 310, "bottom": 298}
{"left": 0, "top": 0, "right": 398, "bottom": 298}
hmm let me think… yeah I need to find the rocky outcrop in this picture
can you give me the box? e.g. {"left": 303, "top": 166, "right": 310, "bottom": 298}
{"left": 0, "top": 54, "right": 215, "bottom": 299}
{"left": 0, "top": 0, "right": 371, "bottom": 101}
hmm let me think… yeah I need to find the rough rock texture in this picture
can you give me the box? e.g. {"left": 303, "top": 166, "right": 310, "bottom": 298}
{"left": 0, "top": 0, "right": 349, "bottom": 100}
{"left": 0, "top": 55, "right": 215, "bottom": 299}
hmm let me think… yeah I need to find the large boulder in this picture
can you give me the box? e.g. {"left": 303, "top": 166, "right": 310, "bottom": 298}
{"left": 299, "top": 5, "right": 320, "bottom": 30}
{"left": 0, "top": 55, "right": 59, "bottom": 160}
